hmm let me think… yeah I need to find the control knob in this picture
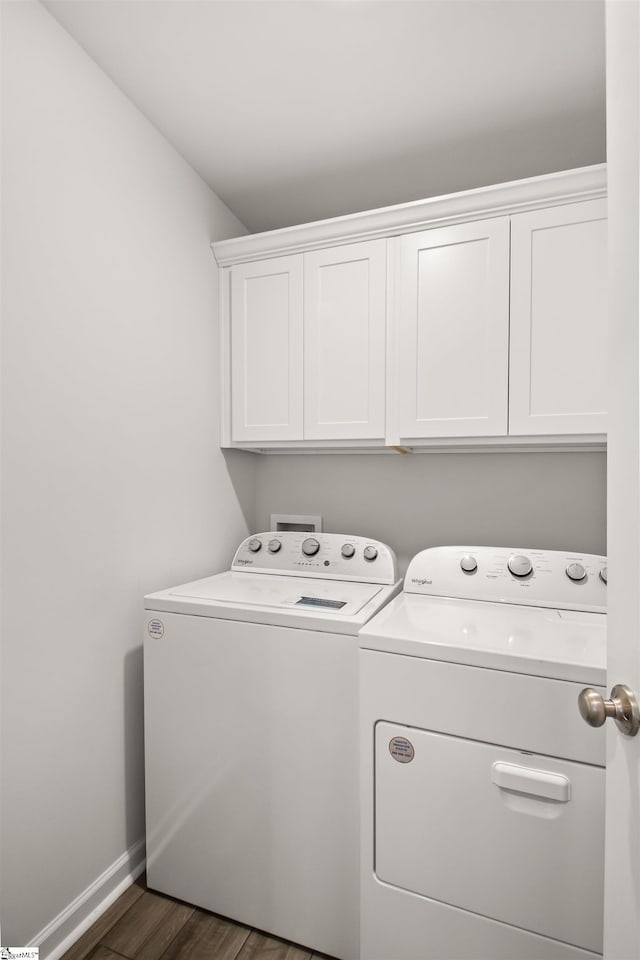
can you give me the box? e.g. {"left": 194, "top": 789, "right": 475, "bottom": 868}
{"left": 302, "top": 537, "right": 320, "bottom": 557}
{"left": 248, "top": 538, "right": 262, "bottom": 553}
{"left": 566, "top": 562, "right": 586, "bottom": 582}
{"left": 507, "top": 554, "right": 533, "bottom": 578}
{"left": 600, "top": 566, "right": 608, "bottom": 584}
{"left": 363, "top": 545, "right": 378, "bottom": 561}
{"left": 268, "top": 539, "right": 282, "bottom": 553}
{"left": 460, "top": 555, "right": 477, "bottom": 574}
{"left": 341, "top": 543, "right": 355, "bottom": 559}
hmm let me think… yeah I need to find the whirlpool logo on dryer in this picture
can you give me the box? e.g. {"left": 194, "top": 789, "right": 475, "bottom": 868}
{"left": 237, "top": 559, "right": 253, "bottom": 565}
{"left": 411, "top": 578, "right": 432, "bottom": 586}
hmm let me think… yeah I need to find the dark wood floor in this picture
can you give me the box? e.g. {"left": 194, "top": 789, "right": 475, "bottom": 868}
{"left": 60, "top": 876, "right": 333, "bottom": 960}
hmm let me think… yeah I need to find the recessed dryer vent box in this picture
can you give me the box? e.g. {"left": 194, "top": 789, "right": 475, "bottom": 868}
{"left": 270, "top": 514, "right": 322, "bottom": 533}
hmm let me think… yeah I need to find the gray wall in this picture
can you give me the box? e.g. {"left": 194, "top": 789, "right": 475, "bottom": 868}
{"left": 1, "top": 1, "right": 255, "bottom": 945}
{"left": 255, "top": 452, "right": 606, "bottom": 571}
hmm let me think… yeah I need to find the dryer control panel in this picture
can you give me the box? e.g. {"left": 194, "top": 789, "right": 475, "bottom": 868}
{"left": 405, "top": 546, "right": 607, "bottom": 612}
{"left": 232, "top": 532, "right": 398, "bottom": 585}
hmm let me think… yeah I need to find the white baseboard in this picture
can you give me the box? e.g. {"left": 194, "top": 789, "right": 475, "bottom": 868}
{"left": 27, "top": 839, "right": 146, "bottom": 960}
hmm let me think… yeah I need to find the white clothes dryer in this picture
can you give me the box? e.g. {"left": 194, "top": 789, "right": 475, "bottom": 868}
{"left": 359, "top": 546, "right": 607, "bottom": 960}
{"left": 143, "top": 532, "right": 400, "bottom": 960}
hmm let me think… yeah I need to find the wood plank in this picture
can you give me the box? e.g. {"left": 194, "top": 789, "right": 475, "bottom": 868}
{"left": 159, "top": 910, "right": 250, "bottom": 960}
{"left": 60, "top": 877, "right": 146, "bottom": 960}
{"left": 236, "top": 930, "right": 312, "bottom": 960}
{"left": 134, "top": 900, "right": 195, "bottom": 960}
{"left": 87, "top": 948, "right": 125, "bottom": 960}
{"left": 101, "top": 891, "right": 176, "bottom": 956}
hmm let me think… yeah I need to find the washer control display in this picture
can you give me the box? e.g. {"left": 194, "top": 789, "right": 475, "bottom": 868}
{"left": 231, "top": 533, "right": 398, "bottom": 585}
{"left": 404, "top": 546, "right": 607, "bottom": 612}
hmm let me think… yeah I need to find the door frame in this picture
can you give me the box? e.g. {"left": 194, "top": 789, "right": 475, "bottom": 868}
{"left": 604, "top": 2, "right": 640, "bottom": 956}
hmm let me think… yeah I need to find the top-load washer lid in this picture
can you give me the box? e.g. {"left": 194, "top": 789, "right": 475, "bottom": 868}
{"left": 144, "top": 532, "right": 401, "bottom": 635}
{"left": 359, "top": 545, "right": 607, "bottom": 684}
{"left": 168, "top": 570, "right": 383, "bottom": 617}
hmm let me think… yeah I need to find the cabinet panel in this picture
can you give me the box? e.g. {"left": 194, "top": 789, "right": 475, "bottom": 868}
{"left": 231, "top": 256, "right": 303, "bottom": 442}
{"left": 397, "top": 218, "right": 510, "bottom": 438}
{"left": 304, "top": 241, "right": 386, "bottom": 440}
{"left": 509, "top": 200, "right": 607, "bottom": 435}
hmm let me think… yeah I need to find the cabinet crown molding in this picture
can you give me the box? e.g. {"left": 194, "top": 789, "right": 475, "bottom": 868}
{"left": 212, "top": 164, "right": 606, "bottom": 266}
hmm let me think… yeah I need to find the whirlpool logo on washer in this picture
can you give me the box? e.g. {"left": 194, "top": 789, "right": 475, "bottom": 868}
{"left": 237, "top": 559, "right": 253, "bottom": 565}
{"left": 411, "top": 578, "right": 432, "bottom": 586}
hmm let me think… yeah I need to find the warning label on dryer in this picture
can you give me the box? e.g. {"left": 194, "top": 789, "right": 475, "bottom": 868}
{"left": 147, "top": 619, "right": 164, "bottom": 639}
{"left": 389, "top": 736, "right": 415, "bottom": 763}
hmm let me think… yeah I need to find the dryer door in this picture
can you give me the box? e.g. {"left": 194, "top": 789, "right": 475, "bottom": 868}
{"left": 375, "top": 722, "right": 604, "bottom": 953}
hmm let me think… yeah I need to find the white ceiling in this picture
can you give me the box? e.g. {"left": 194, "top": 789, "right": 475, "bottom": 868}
{"left": 44, "top": 0, "right": 606, "bottom": 233}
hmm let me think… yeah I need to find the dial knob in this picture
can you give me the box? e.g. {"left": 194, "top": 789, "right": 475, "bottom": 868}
{"left": 507, "top": 554, "right": 533, "bottom": 578}
{"left": 268, "top": 539, "right": 281, "bottom": 553}
{"left": 566, "top": 562, "right": 586, "bottom": 582}
{"left": 341, "top": 543, "right": 355, "bottom": 559}
{"left": 363, "top": 545, "right": 378, "bottom": 561}
{"left": 460, "top": 555, "right": 477, "bottom": 574}
{"left": 600, "top": 566, "right": 608, "bottom": 584}
{"left": 302, "top": 537, "right": 320, "bottom": 557}
{"left": 248, "top": 538, "right": 262, "bottom": 553}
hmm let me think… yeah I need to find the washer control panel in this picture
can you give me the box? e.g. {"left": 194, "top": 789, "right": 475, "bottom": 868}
{"left": 232, "top": 532, "right": 398, "bottom": 585}
{"left": 405, "top": 546, "right": 607, "bottom": 612}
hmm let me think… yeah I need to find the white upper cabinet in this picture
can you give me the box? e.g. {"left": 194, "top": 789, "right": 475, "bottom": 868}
{"left": 304, "top": 241, "right": 386, "bottom": 440}
{"left": 396, "top": 218, "right": 510, "bottom": 438}
{"left": 509, "top": 200, "right": 608, "bottom": 436}
{"left": 215, "top": 166, "right": 607, "bottom": 450}
{"left": 230, "top": 255, "right": 303, "bottom": 442}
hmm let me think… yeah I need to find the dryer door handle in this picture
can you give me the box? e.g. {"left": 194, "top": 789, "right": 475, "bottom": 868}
{"left": 492, "top": 762, "right": 571, "bottom": 802}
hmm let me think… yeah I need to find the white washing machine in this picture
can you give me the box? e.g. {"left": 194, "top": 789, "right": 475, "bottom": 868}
{"left": 143, "top": 531, "right": 399, "bottom": 960}
{"left": 359, "top": 546, "right": 607, "bottom": 960}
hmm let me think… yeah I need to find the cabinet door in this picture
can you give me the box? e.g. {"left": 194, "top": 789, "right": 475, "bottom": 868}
{"left": 230, "top": 255, "right": 303, "bottom": 442}
{"left": 509, "top": 200, "right": 607, "bottom": 436}
{"left": 303, "top": 240, "right": 386, "bottom": 440}
{"left": 397, "top": 218, "right": 510, "bottom": 439}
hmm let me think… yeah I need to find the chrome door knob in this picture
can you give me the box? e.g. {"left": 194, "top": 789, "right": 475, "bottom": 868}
{"left": 578, "top": 684, "right": 640, "bottom": 737}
